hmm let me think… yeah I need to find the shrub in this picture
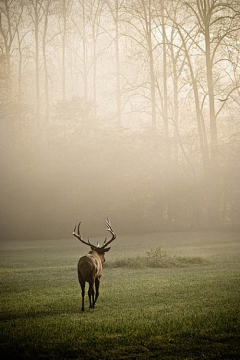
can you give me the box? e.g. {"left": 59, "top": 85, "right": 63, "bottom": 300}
{"left": 105, "top": 247, "right": 209, "bottom": 269}
{"left": 145, "top": 247, "right": 167, "bottom": 267}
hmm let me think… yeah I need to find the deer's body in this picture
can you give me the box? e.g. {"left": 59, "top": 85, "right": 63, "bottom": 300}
{"left": 73, "top": 219, "right": 116, "bottom": 312}
{"left": 78, "top": 251, "right": 104, "bottom": 311}
{"left": 78, "top": 251, "right": 103, "bottom": 283}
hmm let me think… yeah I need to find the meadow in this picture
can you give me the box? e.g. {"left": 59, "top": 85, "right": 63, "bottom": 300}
{"left": 0, "top": 231, "right": 240, "bottom": 359}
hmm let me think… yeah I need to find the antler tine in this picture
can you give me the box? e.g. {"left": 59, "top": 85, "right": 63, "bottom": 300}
{"left": 106, "top": 218, "right": 112, "bottom": 230}
{"left": 72, "top": 221, "right": 97, "bottom": 249}
{"left": 77, "top": 222, "right": 81, "bottom": 238}
{"left": 101, "top": 218, "right": 116, "bottom": 249}
{"left": 72, "top": 222, "right": 82, "bottom": 240}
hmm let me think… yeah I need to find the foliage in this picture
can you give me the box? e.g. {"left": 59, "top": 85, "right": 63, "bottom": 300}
{"left": 54, "top": 97, "right": 95, "bottom": 126}
{"left": 146, "top": 246, "right": 167, "bottom": 265}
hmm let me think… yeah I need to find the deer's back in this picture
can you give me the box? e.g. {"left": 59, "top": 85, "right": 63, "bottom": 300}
{"left": 78, "top": 253, "right": 102, "bottom": 283}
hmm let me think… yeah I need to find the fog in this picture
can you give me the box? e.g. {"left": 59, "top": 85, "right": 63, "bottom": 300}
{"left": 0, "top": 0, "right": 240, "bottom": 241}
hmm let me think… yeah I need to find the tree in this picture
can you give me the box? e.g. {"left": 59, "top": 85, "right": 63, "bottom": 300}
{"left": 42, "top": 0, "right": 55, "bottom": 122}
{"left": 0, "top": 0, "right": 24, "bottom": 92}
{"left": 183, "top": 0, "right": 240, "bottom": 225}
{"left": 26, "top": 0, "right": 45, "bottom": 121}
{"left": 120, "top": 0, "right": 157, "bottom": 130}
{"left": 105, "top": 0, "right": 124, "bottom": 126}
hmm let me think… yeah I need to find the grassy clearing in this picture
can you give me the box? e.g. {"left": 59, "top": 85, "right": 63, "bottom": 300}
{"left": 0, "top": 231, "right": 240, "bottom": 359}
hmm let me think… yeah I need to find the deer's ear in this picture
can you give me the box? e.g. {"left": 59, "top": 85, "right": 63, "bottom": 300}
{"left": 104, "top": 247, "right": 111, "bottom": 252}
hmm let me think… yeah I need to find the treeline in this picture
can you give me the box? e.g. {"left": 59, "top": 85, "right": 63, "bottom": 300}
{"left": 0, "top": 0, "right": 240, "bottom": 240}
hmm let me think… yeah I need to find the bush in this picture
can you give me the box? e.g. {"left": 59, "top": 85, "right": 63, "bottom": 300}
{"left": 146, "top": 247, "right": 167, "bottom": 267}
{"left": 105, "top": 247, "right": 209, "bottom": 269}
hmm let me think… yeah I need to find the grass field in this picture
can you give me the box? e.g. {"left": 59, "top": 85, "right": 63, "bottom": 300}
{"left": 0, "top": 231, "right": 240, "bottom": 359}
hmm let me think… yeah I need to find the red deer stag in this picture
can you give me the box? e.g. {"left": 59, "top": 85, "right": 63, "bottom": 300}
{"left": 72, "top": 218, "right": 116, "bottom": 311}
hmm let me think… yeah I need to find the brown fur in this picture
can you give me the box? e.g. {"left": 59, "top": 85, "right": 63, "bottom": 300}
{"left": 72, "top": 219, "right": 116, "bottom": 312}
{"left": 78, "top": 249, "right": 109, "bottom": 311}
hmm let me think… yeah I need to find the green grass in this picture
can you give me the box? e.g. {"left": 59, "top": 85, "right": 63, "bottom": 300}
{"left": 0, "top": 231, "right": 240, "bottom": 359}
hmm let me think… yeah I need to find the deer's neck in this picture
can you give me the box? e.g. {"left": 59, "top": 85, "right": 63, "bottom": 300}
{"left": 89, "top": 250, "right": 104, "bottom": 263}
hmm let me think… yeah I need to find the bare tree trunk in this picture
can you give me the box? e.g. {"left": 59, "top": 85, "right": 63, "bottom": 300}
{"left": 172, "top": 58, "right": 178, "bottom": 163}
{"left": 34, "top": 4, "right": 40, "bottom": 121}
{"left": 161, "top": 1, "right": 168, "bottom": 137}
{"left": 205, "top": 26, "right": 218, "bottom": 165}
{"left": 198, "top": 0, "right": 220, "bottom": 226}
{"left": 0, "top": 0, "right": 22, "bottom": 95}
{"left": 176, "top": 24, "right": 209, "bottom": 173}
{"left": 141, "top": 0, "right": 156, "bottom": 130}
{"left": 93, "top": 36, "right": 97, "bottom": 113}
{"left": 16, "top": 29, "right": 23, "bottom": 100}
{"left": 82, "top": 0, "right": 88, "bottom": 101}
{"left": 205, "top": 41, "right": 220, "bottom": 226}
{"left": 115, "top": 0, "right": 121, "bottom": 127}
{"left": 43, "top": 1, "right": 50, "bottom": 123}
{"left": 62, "top": 0, "right": 67, "bottom": 101}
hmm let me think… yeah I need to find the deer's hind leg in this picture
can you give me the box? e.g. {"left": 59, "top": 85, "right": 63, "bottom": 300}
{"left": 88, "top": 281, "right": 95, "bottom": 309}
{"left": 93, "top": 277, "right": 100, "bottom": 308}
{"left": 88, "top": 270, "right": 96, "bottom": 309}
{"left": 78, "top": 274, "right": 85, "bottom": 312}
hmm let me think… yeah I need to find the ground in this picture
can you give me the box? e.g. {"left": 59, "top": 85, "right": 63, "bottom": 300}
{"left": 0, "top": 231, "right": 240, "bottom": 359}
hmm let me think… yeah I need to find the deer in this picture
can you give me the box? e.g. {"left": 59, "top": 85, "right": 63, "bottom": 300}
{"left": 72, "top": 218, "right": 116, "bottom": 311}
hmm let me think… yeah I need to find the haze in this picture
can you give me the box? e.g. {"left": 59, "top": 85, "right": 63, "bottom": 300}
{"left": 0, "top": 0, "right": 240, "bottom": 241}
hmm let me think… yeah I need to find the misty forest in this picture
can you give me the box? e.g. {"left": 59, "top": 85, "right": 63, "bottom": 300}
{"left": 0, "top": 0, "right": 240, "bottom": 241}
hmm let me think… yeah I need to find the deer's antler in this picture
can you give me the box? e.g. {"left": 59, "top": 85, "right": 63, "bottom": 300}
{"left": 72, "top": 219, "right": 116, "bottom": 250}
{"left": 72, "top": 222, "right": 98, "bottom": 250}
{"left": 101, "top": 218, "right": 116, "bottom": 249}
